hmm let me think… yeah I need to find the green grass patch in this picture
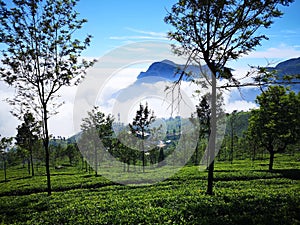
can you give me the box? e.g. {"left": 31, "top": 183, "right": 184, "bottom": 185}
{"left": 0, "top": 153, "right": 299, "bottom": 224}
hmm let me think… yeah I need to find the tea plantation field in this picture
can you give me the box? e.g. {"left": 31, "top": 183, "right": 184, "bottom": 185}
{"left": 0, "top": 153, "right": 299, "bottom": 224}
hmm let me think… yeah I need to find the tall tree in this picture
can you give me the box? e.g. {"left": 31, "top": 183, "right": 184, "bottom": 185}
{"left": 64, "top": 143, "right": 80, "bottom": 165}
{"left": 228, "top": 110, "right": 237, "bottom": 164}
{"left": 0, "top": 136, "right": 13, "bottom": 182}
{"left": 16, "top": 112, "right": 40, "bottom": 176}
{"left": 191, "top": 93, "right": 224, "bottom": 166}
{"left": 0, "top": 0, "right": 95, "bottom": 195}
{"left": 129, "top": 102, "right": 155, "bottom": 173}
{"left": 165, "top": 0, "right": 293, "bottom": 195}
{"left": 80, "top": 106, "right": 114, "bottom": 176}
{"left": 193, "top": 95, "right": 211, "bottom": 167}
{"left": 247, "top": 86, "right": 300, "bottom": 170}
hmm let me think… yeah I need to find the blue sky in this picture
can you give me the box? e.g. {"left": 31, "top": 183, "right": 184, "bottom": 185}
{"left": 75, "top": 0, "right": 175, "bottom": 56}
{"left": 1, "top": 0, "right": 300, "bottom": 138}
{"left": 75, "top": 0, "right": 300, "bottom": 61}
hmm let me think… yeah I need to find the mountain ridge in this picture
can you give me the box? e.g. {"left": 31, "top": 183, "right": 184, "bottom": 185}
{"left": 137, "top": 57, "right": 299, "bottom": 92}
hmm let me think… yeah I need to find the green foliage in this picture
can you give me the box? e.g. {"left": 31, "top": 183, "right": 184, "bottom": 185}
{"left": 63, "top": 143, "right": 81, "bottom": 165}
{"left": 0, "top": 137, "right": 13, "bottom": 182}
{"left": 113, "top": 131, "right": 140, "bottom": 172}
{"left": 16, "top": 112, "right": 40, "bottom": 176}
{"left": 129, "top": 102, "right": 156, "bottom": 172}
{"left": 0, "top": 0, "right": 95, "bottom": 195}
{"left": 0, "top": 154, "right": 299, "bottom": 224}
{"left": 247, "top": 86, "right": 300, "bottom": 170}
{"left": 79, "top": 106, "right": 114, "bottom": 176}
{"left": 0, "top": 0, "right": 95, "bottom": 116}
{"left": 164, "top": 0, "right": 293, "bottom": 80}
{"left": 129, "top": 102, "right": 156, "bottom": 138}
{"left": 0, "top": 137, "right": 13, "bottom": 152}
{"left": 16, "top": 112, "right": 39, "bottom": 149}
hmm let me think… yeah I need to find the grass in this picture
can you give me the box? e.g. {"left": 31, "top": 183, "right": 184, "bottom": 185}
{"left": 0, "top": 153, "right": 299, "bottom": 224}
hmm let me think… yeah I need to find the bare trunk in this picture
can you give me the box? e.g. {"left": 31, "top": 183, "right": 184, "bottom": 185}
{"left": 207, "top": 69, "right": 217, "bottom": 195}
{"left": 94, "top": 145, "right": 98, "bottom": 176}
{"left": 27, "top": 158, "right": 31, "bottom": 175}
{"left": 4, "top": 159, "right": 7, "bottom": 182}
{"left": 207, "top": 160, "right": 215, "bottom": 194}
{"left": 195, "top": 140, "right": 199, "bottom": 166}
{"left": 43, "top": 106, "right": 51, "bottom": 196}
{"left": 30, "top": 147, "right": 34, "bottom": 176}
{"left": 142, "top": 129, "right": 145, "bottom": 173}
{"left": 269, "top": 150, "right": 274, "bottom": 171}
{"left": 142, "top": 151, "right": 145, "bottom": 173}
{"left": 81, "top": 156, "right": 84, "bottom": 170}
{"left": 230, "top": 128, "right": 234, "bottom": 164}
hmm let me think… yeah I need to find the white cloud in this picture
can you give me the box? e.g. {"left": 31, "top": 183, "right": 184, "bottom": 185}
{"left": 110, "top": 27, "right": 168, "bottom": 41}
{"left": 5, "top": 38, "right": 285, "bottom": 138}
{"left": 110, "top": 36, "right": 167, "bottom": 41}
{"left": 223, "top": 87, "right": 259, "bottom": 113}
{"left": 244, "top": 45, "right": 300, "bottom": 59}
{"left": 0, "top": 101, "right": 19, "bottom": 137}
{"left": 47, "top": 85, "right": 78, "bottom": 138}
{"left": 0, "top": 82, "right": 19, "bottom": 137}
{"left": 125, "top": 27, "right": 166, "bottom": 37}
{"left": 225, "top": 100, "right": 258, "bottom": 113}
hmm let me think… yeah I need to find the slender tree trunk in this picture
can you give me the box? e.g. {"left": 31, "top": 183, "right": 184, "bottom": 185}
{"left": 142, "top": 151, "right": 145, "bottom": 173}
{"left": 142, "top": 129, "right": 145, "bottom": 173}
{"left": 81, "top": 156, "right": 84, "bottom": 170}
{"left": 207, "top": 70, "right": 217, "bottom": 195}
{"left": 94, "top": 145, "right": 98, "bottom": 176}
{"left": 43, "top": 107, "right": 51, "bottom": 196}
{"left": 269, "top": 150, "right": 275, "bottom": 171}
{"left": 195, "top": 140, "right": 199, "bottom": 166}
{"left": 27, "top": 158, "right": 31, "bottom": 175}
{"left": 4, "top": 159, "right": 7, "bottom": 182}
{"left": 30, "top": 148, "right": 34, "bottom": 176}
{"left": 230, "top": 128, "right": 234, "bottom": 164}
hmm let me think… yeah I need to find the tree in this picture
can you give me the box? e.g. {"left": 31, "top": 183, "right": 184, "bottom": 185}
{"left": 64, "top": 143, "right": 80, "bottom": 165}
{"left": 165, "top": 0, "right": 293, "bottom": 195}
{"left": 16, "top": 112, "right": 40, "bottom": 176}
{"left": 116, "top": 139, "right": 138, "bottom": 172}
{"left": 157, "top": 146, "right": 166, "bottom": 167}
{"left": 228, "top": 110, "right": 237, "bottom": 164}
{"left": 0, "top": 136, "right": 13, "bottom": 182}
{"left": 191, "top": 95, "right": 211, "bottom": 167}
{"left": 0, "top": 0, "right": 95, "bottom": 195}
{"left": 114, "top": 130, "right": 140, "bottom": 172}
{"left": 247, "top": 86, "right": 300, "bottom": 170}
{"left": 191, "top": 93, "right": 224, "bottom": 165}
{"left": 80, "top": 106, "right": 114, "bottom": 176}
{"left": 129, "top": 102, "right": 155, "bottom": 173}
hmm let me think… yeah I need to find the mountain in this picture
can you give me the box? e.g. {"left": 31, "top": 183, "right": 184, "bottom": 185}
{"left": 136, "top": 59, "right": 208, "bottom": 82}
{"left": 136, "top": 58, "right": 299, "bottom": 92}
{"left": 267, "top": 57, "right": 300, "bottom": 78}
{"left": 137, "top": 60, "right": 179, "bottom": 81}
{"left": 267, "top": 57, "right": 300, "bottom": 92}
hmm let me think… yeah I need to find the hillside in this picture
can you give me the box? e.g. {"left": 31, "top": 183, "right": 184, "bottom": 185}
{"left": 137, "top": 58, "right": 300, "bottom": 91}
{"left": 136, "top": 59, "right": 208, "bottom": 82}
{"left": 267, "top": 57, "right": 300, "bottom": 92}
{"left": 268, "top": 57, "right": 300, "bottom": 78}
